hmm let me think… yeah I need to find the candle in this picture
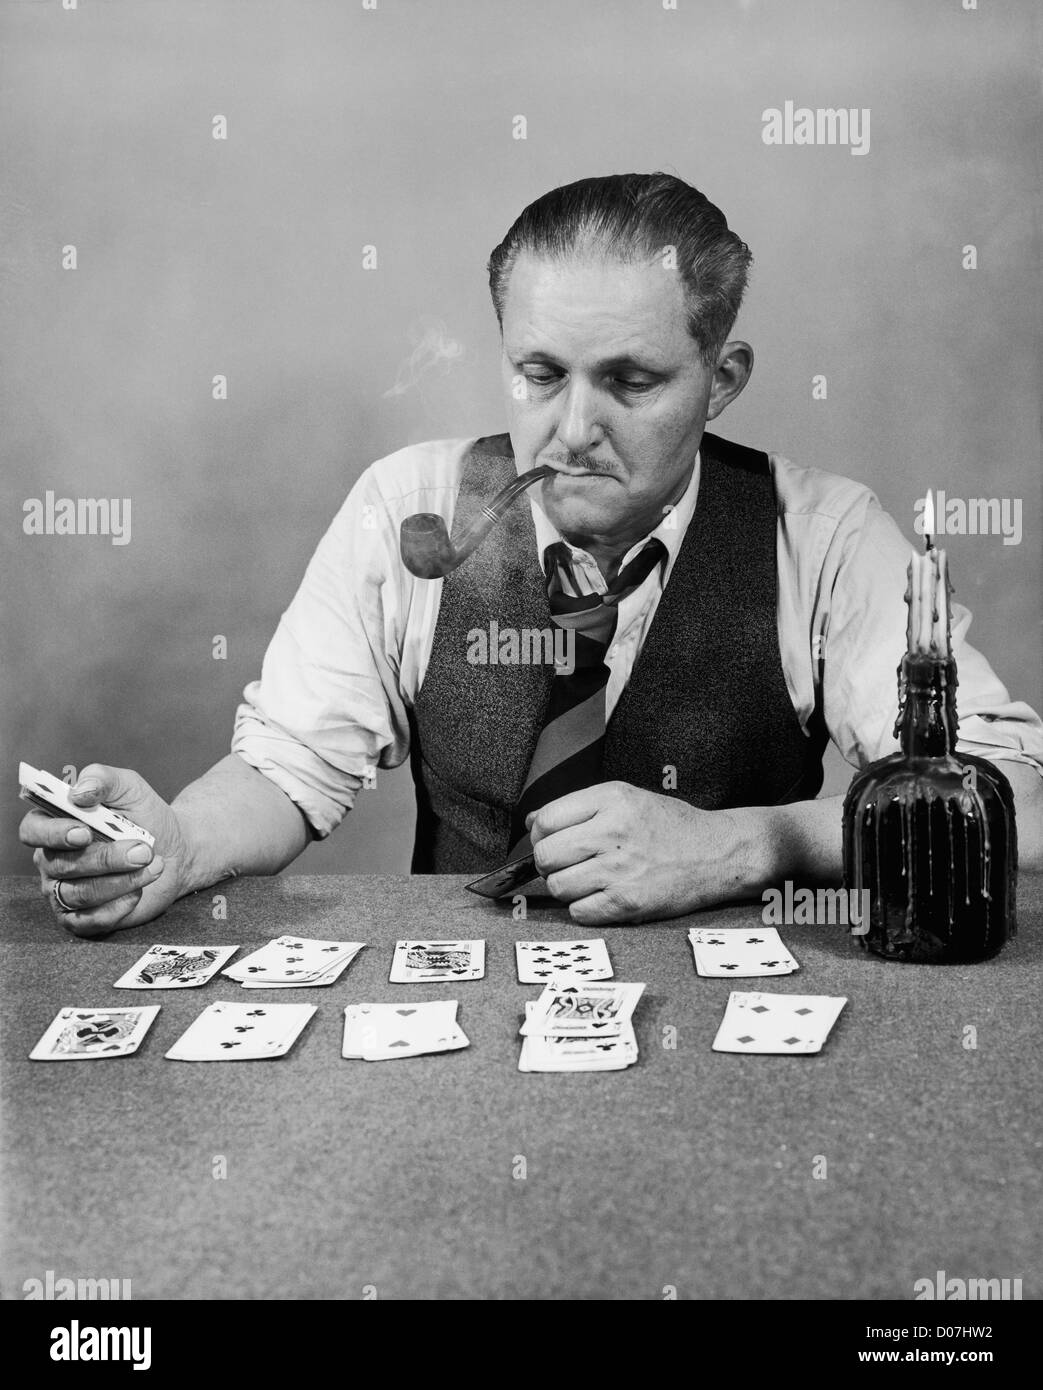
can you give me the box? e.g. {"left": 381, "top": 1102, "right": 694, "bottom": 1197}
{"left": 905, "top": 490, "right": 952, "bottom": 657}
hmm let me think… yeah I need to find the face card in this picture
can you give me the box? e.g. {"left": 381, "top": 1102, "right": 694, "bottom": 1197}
{"left": 388, "top": 940, "right": 485, "bottom": 983}
{"left": 464, "top": 854, "right": 539, "bottom": 899}
{"left": 515, "top": 938, "right": 613, "bottom": 984}
{"left": 688, "top": 927, "right": 799, "bottom": 978}
{"left": 518, "top": 1003, "right": 637, "bottom": 1072}
{"left": 342, "top": 1000, "right": 469, "bottom": 1060}
{"left": 711, "top": 991, "right": 847, "bottom": 1054}
{"left": 165, "top": 1001, "right": 316, "bottom": 1060}
{"left": 30, "top": 1006, "right": 160, "bottom": 1061}
{"left": 113, "top": 945, "right": 239, "bottom": 989}
{"left": 519, "top": 982, "right": 645, "bottom": 1037}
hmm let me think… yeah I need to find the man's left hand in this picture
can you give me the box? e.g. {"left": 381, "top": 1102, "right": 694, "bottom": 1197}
{"left": 527, "top": 781, "right": 764, "bottom": 925}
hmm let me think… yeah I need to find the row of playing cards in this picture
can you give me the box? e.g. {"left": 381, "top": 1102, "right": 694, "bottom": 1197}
{"left": 342, "top": 1000, "right": 469, "bottom": 1061}
{"left": 28, "top": 1002, "right": 318, "bottom": 1061}
{"left": 109, "top": 940, "right": 365, "bottom": 990}
{"left": 518, "top": 982, "right": 644, "bottom": 1072}
{"left": 688, "top": 927, "right": 799, "bottom": 977}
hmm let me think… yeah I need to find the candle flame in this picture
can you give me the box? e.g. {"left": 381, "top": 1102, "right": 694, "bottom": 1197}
{"left": 922, "top": 489, "right": 935, "bottom": 546}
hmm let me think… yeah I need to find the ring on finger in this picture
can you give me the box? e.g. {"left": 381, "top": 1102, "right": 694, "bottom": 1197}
{"left": 52, "top": 880, "right": 77, "bottom": 913}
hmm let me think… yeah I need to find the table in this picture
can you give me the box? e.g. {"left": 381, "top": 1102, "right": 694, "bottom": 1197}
{"left": 1, "top": 872, "right": 1040, "bottom": 1301}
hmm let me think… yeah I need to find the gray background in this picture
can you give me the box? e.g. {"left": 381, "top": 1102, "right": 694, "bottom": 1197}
{"left": 2, "top": 0, "right": 1039, "bottom": 875}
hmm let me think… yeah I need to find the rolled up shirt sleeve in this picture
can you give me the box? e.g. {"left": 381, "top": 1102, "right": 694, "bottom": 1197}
{"left": 231, "top": 459, "right": 418, "bottom": 838}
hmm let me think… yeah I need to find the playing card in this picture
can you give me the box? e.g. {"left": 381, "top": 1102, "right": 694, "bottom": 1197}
{"left": 464, "top": 854, "right": 539, "bottom": 898}
{"left": 388, "top": 939, "right": 485, "bottom": 983}
{"left": 342, "top": 1000, "right": 469, "bottom": 1060}
{"left": 30, "top": 1006, "right": 160, "bottom": 1060}
{"left": 688, "top": 927, "right": 799, "bottom": 978}
{"left": 165, "top": 1001, "right": 316, "bottom": 1060}
{"left": 518, "top": 1003, "right": 638, "bottom": 1072}
{"left": 711, "top": 991, "right": 848, "bottom": 1054}
{"left": 515, "top": 938, "right": 613, "bottom": 984}
{"left": 519, "top": 982, "right": 645, "bottom": 1038}
{"left": 113, "top": 944, "right": 239, "bottom": 989}
{"left": 223, "top": 937, "right": 364, "bottom": 987}
{"left": 18, "top": 761, "right": 155, "bottom": 847}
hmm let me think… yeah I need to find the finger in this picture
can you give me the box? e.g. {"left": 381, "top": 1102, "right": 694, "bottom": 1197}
{"left": 567, "top": 890, "right": 630, "bottom": 927}
{"left": 67, "top": 763, "right": 126, "bottom": 808}
{"left": 20, "top": 811, "right": 93, "bottom": 851}
{"left": 543, "top": 856, "right": 611, "bottom": 904}
{"left": 47, "top": 859, "right": 165, "bottom": 911}
{"left": 56, "top": 890, "right": 145, "bottom": 938}
{"left": 37, "top": 838, "right": 155, "bottom": 878}
{"left": 527, "top": 787, "right": 606, "bottom": 843}
{"left": 532, "top": 823, "right": 602, "bottom": 876}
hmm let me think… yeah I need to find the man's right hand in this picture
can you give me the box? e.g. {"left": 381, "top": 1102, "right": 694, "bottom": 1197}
{"left": 19, "top": 764, "right": 193, "bottom": 936}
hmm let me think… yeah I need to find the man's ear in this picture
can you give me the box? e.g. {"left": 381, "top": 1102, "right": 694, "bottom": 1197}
{"left": 705, "top": 341, "right": 754, "bottom": 421}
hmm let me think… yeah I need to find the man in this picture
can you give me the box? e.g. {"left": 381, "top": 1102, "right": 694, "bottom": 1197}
{"left": 21, "top": 173, "right": 1043, "bottom": 934}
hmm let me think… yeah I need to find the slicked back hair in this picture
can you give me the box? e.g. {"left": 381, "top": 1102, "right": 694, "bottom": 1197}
{"left": 488, "top": 172, "right": 752, "bottom": 368}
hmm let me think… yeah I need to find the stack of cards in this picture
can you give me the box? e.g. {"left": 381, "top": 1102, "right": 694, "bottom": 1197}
{"left": 389, "top": 939, "right": 485, "bottom": 982}
{"left": 114, "top": 944, "right": 240, "bottom": 989}
{"left": 222, "top": 936, "right": 365, "bottom": 988}
{"left": 711, "top": 991, "right": 847, "bottom": 1054}
{"left": 342, "top": 1000, "right": 470, "bottom": 1061}
{"left": 165, "top": 1001, "right": 316, "bottom": 1060}
{"left": 515, "top": 937, "right": 613, "bottom": 984}
{"left": 30, "top": 1006, "right": 160, "bottom": 1061}
{"left": 688, "top": 927, "right": 799, "bottom": 977}
{"left": 518, "top": 982, "right": 644, "bottom": 1072}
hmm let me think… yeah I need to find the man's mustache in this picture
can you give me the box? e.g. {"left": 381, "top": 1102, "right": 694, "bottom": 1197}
{"left": 544, "top": 453, "right": 618, "bottom": 476}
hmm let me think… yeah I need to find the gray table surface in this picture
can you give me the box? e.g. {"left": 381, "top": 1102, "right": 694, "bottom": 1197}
{"left": 1, "top": 872, "right": 1040, "bottom": 1301}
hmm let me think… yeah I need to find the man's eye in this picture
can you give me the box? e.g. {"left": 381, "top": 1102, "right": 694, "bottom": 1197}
{"left": 524, "top": 370, "right": 560, "bottom": 385}
{"left": 615, "top": 378, "right": 655, "bottom": 392}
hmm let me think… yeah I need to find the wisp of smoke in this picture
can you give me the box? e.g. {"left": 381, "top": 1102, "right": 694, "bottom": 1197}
{"left": 384, "top": 315, "right": 464, "bottom": 398}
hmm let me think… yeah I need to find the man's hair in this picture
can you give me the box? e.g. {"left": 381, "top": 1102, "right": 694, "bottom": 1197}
{"left": 487, "top": 172, "right": 752, "bottom": 367}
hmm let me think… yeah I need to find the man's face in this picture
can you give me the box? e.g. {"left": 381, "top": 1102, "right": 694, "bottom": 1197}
{"left": 500, "top": 250, "right": 736, "bottom": 551}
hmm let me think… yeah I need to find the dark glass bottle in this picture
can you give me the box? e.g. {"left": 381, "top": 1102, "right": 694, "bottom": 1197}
{"left": 842, "top": 653, "right": 1017, "bottom": 962}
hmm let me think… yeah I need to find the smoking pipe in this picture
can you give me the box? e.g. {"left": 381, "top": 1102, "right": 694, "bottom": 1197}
{"left": 399, "top": 465, "right": 553, "bottom": 578}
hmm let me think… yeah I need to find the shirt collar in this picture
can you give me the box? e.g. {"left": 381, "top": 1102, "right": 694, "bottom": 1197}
{"left": 528, "top": 449, "right": 701, "bottom": 586}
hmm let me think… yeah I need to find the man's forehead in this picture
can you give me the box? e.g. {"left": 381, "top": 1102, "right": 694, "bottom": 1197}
{"left": 501, "top": 251, "right": 692, "bottom": 361}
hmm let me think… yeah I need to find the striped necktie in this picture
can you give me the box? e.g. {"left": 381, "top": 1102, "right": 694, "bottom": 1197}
{"left": 507, "top": 537, "right": 668, "bottom": 857}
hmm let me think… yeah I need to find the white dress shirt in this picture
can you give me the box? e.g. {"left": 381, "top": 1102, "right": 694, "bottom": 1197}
{"left": 231, "top": 437, "right": 1043, "bottom": 836}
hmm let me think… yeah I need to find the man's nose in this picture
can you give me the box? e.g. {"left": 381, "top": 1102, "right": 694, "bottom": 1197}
{"left": 554, "top": 380, "right": 603, "bottom": 455}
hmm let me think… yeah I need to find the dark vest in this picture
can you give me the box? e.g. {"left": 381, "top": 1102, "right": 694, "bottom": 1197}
{"left": 408, "top": 431, "right": 827, "bottom": 872}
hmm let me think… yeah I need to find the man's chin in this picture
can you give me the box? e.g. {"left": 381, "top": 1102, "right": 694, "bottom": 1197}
{"left": 538, "top": 475, "right": 620, "bottom": 540}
